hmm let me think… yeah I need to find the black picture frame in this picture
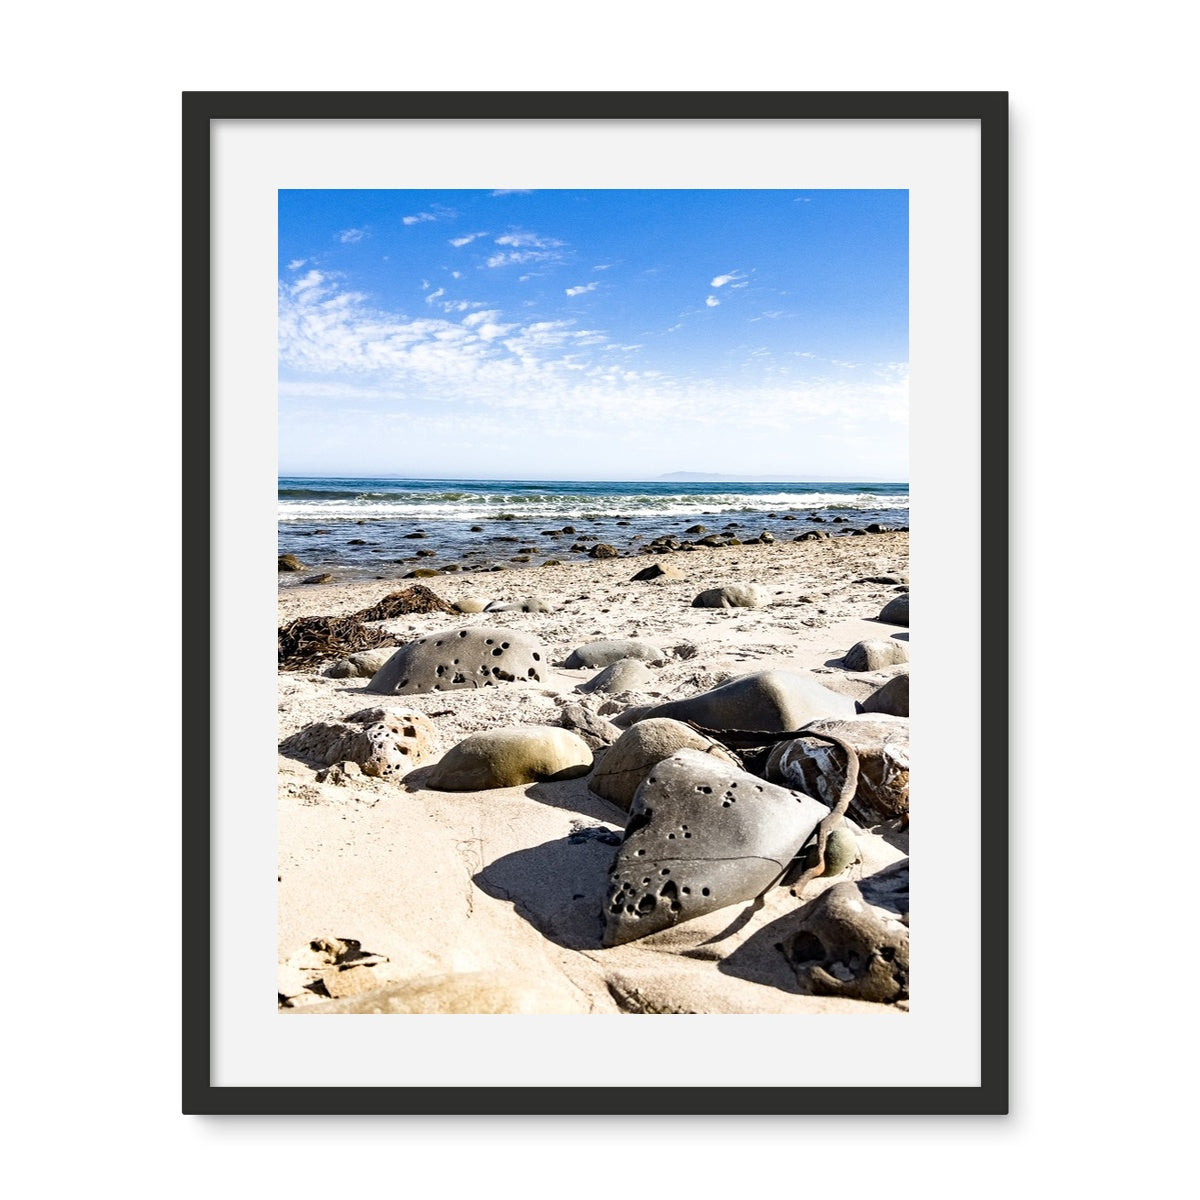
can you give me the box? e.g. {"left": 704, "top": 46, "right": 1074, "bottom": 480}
{"left": 183, "top": 90, "right": 1008, "bottom": 1116}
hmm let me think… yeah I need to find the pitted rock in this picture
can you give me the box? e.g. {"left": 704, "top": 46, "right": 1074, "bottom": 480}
{"left": 636, "top": 669, "right": 855, "bottom": 733}
{"left": 563, "top": 639, "right": 665, "bottom": 669}
{"left": 602, "top": 748, "right": 828, "bottom": 946}
{"left": 365, "top": 626, "right": 547, "bottom": 694}
{"left": 279, "top": 707, "right": 438, "bottom": 779}
{"left": 587, "top": 718, "right": 741, "bottom": 812}
{"left": 765, "top": 714, "right": 909, "bottom": 825}
{"left": 425, "top": 726, "right": 593, "bottom": 791}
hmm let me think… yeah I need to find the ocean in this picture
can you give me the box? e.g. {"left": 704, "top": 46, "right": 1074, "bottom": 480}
{"left": 277, "top": 477, "right": 910, "bottom": 585}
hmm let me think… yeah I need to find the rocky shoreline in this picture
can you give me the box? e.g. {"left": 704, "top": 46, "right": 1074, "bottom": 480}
{"left": 277, "top": 531, "right": 910, "bottom": 1014}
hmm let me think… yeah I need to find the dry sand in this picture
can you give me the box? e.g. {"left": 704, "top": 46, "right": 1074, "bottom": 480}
{"left": 277, "top": 533, "right": 910, "bottom": 1015}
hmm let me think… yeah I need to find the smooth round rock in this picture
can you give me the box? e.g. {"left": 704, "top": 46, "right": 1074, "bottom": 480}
{"left": 425, "top": 726, "right": 593, "bottom": 790}
{"left": 843, "top": 638, "right": 909, "bottom": 672}
{"left": 691, "top": 584, "right": 767, "bottom": 609}
{"left": 602, "top": 749, "right": 828, "bottom": 946}
{"left": 452, "top": 597, "right": 488, "bottom": 613}
{"left": 861, "top": 672, "right": 909, "bottom": 718}
{"left": 800, "top": 826, "right": 860, "bottom": 877}
{"left": 563, "top": 639, "right": 664, "bottom": 669}
{"left": 636, "top": 669, "right": 855, "bottom": 733}
{"left": 366, "top": 626, "right": 547, "bottom": 695}
{"left": 587, "top": 718, "right": 740, "bottom": 811}
{"left": 577, "top": 658, "right": 655, "bottom": 696}
{"left": 878, "top": 594, "right": 910, "bottom": 626}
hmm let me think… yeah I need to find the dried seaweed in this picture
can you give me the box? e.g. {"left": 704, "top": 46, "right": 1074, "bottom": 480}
{"left": 351, "top": 585, "right": 455, "bottom": 622}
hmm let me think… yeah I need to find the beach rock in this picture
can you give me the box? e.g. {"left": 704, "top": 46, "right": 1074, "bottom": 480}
{"left": 866, "top": 523, "right": 892, "bottom": 534}
{"left": 685, "top": 524, "right": 706, "bottom": 534}
{"left": 558, "top": 704, "right": 624, "bottom": 751}
{"left": 324, "top": 646, "right": 400, "bottom": 679}
{"left": 630, "top": 562, "right": 685, "bottom": 582}
{"left": 796, "top": 530, "right": 829, "bottom": 541}
{"left": 286, "top": 970, "right": 587, "bottom": 1014}
{"left": 452, "top": 597, "right": 487, "bottom": 613}
{"left": 766, "top": 714, "right": 909, "bottom": 825}
{"left": 365, "top": 626, "right": 547, "bottom": 694}
{"left": 694, "top": 534, "right": 728, "bottom": 548}
{"left": 563, "top": 639, "right": 664, "bottom": 669}
{"left": 842, "top": 638, "right": 909, "bottom": 672}
{"left": 588, "top": 718, "right": 741, "bottom": 811}
{"left": 755, "top": 531, "right": 775, "bottom": 544}
{"left": 799, "top": 827, "right": 860, "bottom": 877}
{"left": 861, "top": 672, "right": 910, "bottom": 718}
{"left": 278, "top": 554, "right": 304, "bottom": 572}
{"left": 280, "top": 707, "right": 438, "bottom": 779}
{"left": 484, "top": 596, "right": 555, "bottom": 613}
{"left": 302, "top": 573, "right": 333, "bottom": 584}
{"left": 878, "top": 594, "right": 910, "bottom": 625}
{"left": 691, "top": 584, "right": 767, "bottom": 609}
{"left": 780, "top": 877, "right": 910, "bottom": 1003}
{"left": 425, "top": 726, "right": 592, "bottom": 790}
{"left": 635, "top": 669, "right": 855, "bottom": 734}
{"left": 577, "top": 658, "right": 655, "bottom": 695}
{"left": 403, "top": 568, "right": 441, "bottom": 578}
{"left": 589, "top": 543, "right": 619, "bottom": 558}
{"left": 602, "top": 749, "right": 828, "bottom": 946}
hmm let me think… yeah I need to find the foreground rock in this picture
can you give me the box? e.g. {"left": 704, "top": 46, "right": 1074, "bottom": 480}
{"left": 861, "top": 672, "right": 910, "bottom": 717}
{"left": 602, "top": 749, "right": 828, "bottom": 946}
{"left": 577, "top": 658, "right": 655, "bottom": 695}
{"left": 557, "top": 704, "right": 624, "bottom": 751}
{"left": 765, "top": 715, "right": 909, "bottom": 826}
{"left": 588, "top": 718, "right": 740, "bottom": 811}
{"left": 563, "top": 639, "right": 664, "bottom": 669}
{"left": 635, "top": 669, "right": 855, "bottom": 733}
{"left": 280, "top": 707, "right": 439, "bottom": 779}
{"left": 691, "top": 584, "right": 767, "bottom": 609}
{"left": 842, "top": 638, "right": 909, "bottom": 672}
{"left": 425, "top": 726, "right": 593, "bottom": 790}
{"left": 878, "top": 594, "right": 910, "bottom": 625}
{"left": 366, "top": 626, "right": 547, "bottom": 694}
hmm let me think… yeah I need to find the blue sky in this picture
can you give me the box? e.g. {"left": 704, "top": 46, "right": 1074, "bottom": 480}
{"left": 278, "top": 189, "right": 908, "bottom": 480}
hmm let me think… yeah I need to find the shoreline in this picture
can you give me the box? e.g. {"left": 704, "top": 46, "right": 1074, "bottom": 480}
{"left": 278, "top": 532, "right": 911, "bottom": 1014}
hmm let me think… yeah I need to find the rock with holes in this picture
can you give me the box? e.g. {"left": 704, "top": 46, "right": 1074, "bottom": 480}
{"left": 765, "top": 715, "right": 909, "bottom": 826}
{"left": 601, "top": 749, "right": 828, "bottom": 946}
{"left": 484, "top": 596, "right": 555, "bottom": 613}
{"left": 878, "top": 594, "right": 909, "bottom": 626}
{"left": 861, "top": 672, "right": 909, "bottom": 718}
{"left": 588, "top": 718, "right": 741, "bottom": 812}
{"left": 842, "top": 638, "right": 909, "bottom": 672}
{"left": 563, "top": 639, "right": 664, "bottom": 669}
{"left": 425, "top": 726, "right": 593, "bottom": 791}
{"left": 577, "top": 658, "right": 655, "bottom": 696}
{"left": 635, "top": 669, "right": 855, "bottom": 734}
{"left": 324, "top": 646, "right": 401, "bottom": 679}
{"left": 691, "top": 584, "right": 767, "bottom": 609}
{"left": 780, "top": 869, "right": 909, "bottom": 1003}
{"left": 279, "top": 707, "right": 438, "bottom": 780}
{"left": 365, "top": 626, "right": 547, "bottom": 694}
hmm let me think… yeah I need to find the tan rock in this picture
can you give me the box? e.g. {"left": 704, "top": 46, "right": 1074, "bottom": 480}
{"left": 426, "top": 726, "right": 593, "bottom": 791}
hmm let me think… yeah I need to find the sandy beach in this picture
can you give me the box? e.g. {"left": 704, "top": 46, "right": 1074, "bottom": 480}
{"left": 277, "top": 530, "right": 911, "bottom": 1015}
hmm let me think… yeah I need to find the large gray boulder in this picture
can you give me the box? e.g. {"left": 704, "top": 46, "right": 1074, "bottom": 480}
{"left": 425, "top": 726, "right": 593, "bottom": 791}
{"left": 366, "top": 626, "right": 547, "bottom": 694}
{"left": 577, "top": 658, "right": 655, "bottom": 695}
{"left": 765, "top": 714, "right": 910, "bottom": 826}
{"left": 587, "top": 718, "right": 740, "bottom": 811}
{"left": 842, "top": 638, "right": 909, "bottom": 672}
{"left": 563, "top": 639, "right": 664, "bottom": 669}
{"left": 691, "top": 584, "right": 767, "bottom": 609}
{"left": 602, "top": 749, "right": 828, "bottom": 947}
{"left": 861, "top": 672, "right": 909, "bottom": 718}
{"left": 634, "top": 669, "right": 855, "bottom": 733}
{"left": 878, "top": 594, "right": 910, "bottom": 626}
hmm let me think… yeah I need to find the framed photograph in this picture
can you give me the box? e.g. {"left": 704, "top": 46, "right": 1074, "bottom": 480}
{"left": 184, "top": 91, "right": 1008, "bottom": 1115}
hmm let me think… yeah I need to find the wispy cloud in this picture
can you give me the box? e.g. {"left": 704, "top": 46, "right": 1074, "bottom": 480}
{"left": 705, "top": 295, "right": 720, "bottom": 308}
{"left": 495, "top": 231, "right": 562, "bottom": 250}
{"left": 403, "top": 212, "right": 438, "bottom": 225}
{"left": 339, "top": 228, "right": 366, "bottom": 243}
{"left": 449, "top": 232, "right": 487, "bottom": 247}
{"left": 425, "top": 287, "right": 445, "bottom": 305}
{"left": 710, "top": 270, "right": 748, "bottom": 288}
{"left": 287, "top": 259, "right": 307, "bottom": 271}
{"left": 565, "top": 281, "right": 598, "bottom": 297}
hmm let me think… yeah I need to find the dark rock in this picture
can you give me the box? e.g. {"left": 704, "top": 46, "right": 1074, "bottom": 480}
{"left": 861, "top": 673, "right": 909, "bottom": 718}
{"left": 403, "top": 569, "right": 441, "bottom": 578}
{"left": 302, "top": 573, "right": 333, "bottom": 584}
{"left": 278, "top": 554, "right": 304, "bottom": 572}
{"left": 366, "top": 626, "right": 547, "bottom": 695}
{"left": 685, "top": 524, "right": 706, "bottom": 534}
{"left": 865, "top": 523, "right": 892, "bottom": 534}
{"left": 630, "top": 563, "right": 685, "bottom": 582}
{"left": 878, "top": 594, "right": 909, "bottom": 625}
{"left": 795, "top": 531, "right": 829, "bottom": 541}
{"left": 558, "top": 704, "right": 624, "bottom": 751}
{"left": 589, "top": 543, "right": 619, "bottom": 558}
{"left": 601, "top": 749, "right": 828, "bottom": 946}
{"left": 403, "top": 532, "right": 428, "bottom": 539}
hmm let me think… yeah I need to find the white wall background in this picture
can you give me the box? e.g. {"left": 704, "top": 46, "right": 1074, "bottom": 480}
{"left": 2, "top": 3, "right": 1189, "bottom": 1195}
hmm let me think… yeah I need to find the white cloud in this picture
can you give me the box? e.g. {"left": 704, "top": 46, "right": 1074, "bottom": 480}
{"left": 706, "top": 295, "right": 720, "bottom": 307}
{"left": 425, "top": 287, "right": 445, "bottom": 305}
{"left": 403, "top": 212, "right": 437, "bottom": 225}
{"left": 287, "top": 259, "right": 307, "bottom": 271}
{"left": 291, "top": 269, "right": 325, "bottom": 294}
{"left": 495, "top": 231, "right": 561, "bottom": 250}
{"left": 491, "top": 189, "right": 533, "bottom": 196}
{"left": 711, "top": 271, "right": 747, "bottom": 288}
{"left": 565, "top": 282, "right": 598, "bottom": 297}
{"left": 449, "top": 232, "right": 487, "bottom": 247}
{"left": 339, "top": 228, "right": 366, "bottom": 243}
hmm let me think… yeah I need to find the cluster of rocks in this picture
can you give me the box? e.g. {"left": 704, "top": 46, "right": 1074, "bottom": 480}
{"left": 281, "top": 590, "right": 911, "bottom": 1008}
